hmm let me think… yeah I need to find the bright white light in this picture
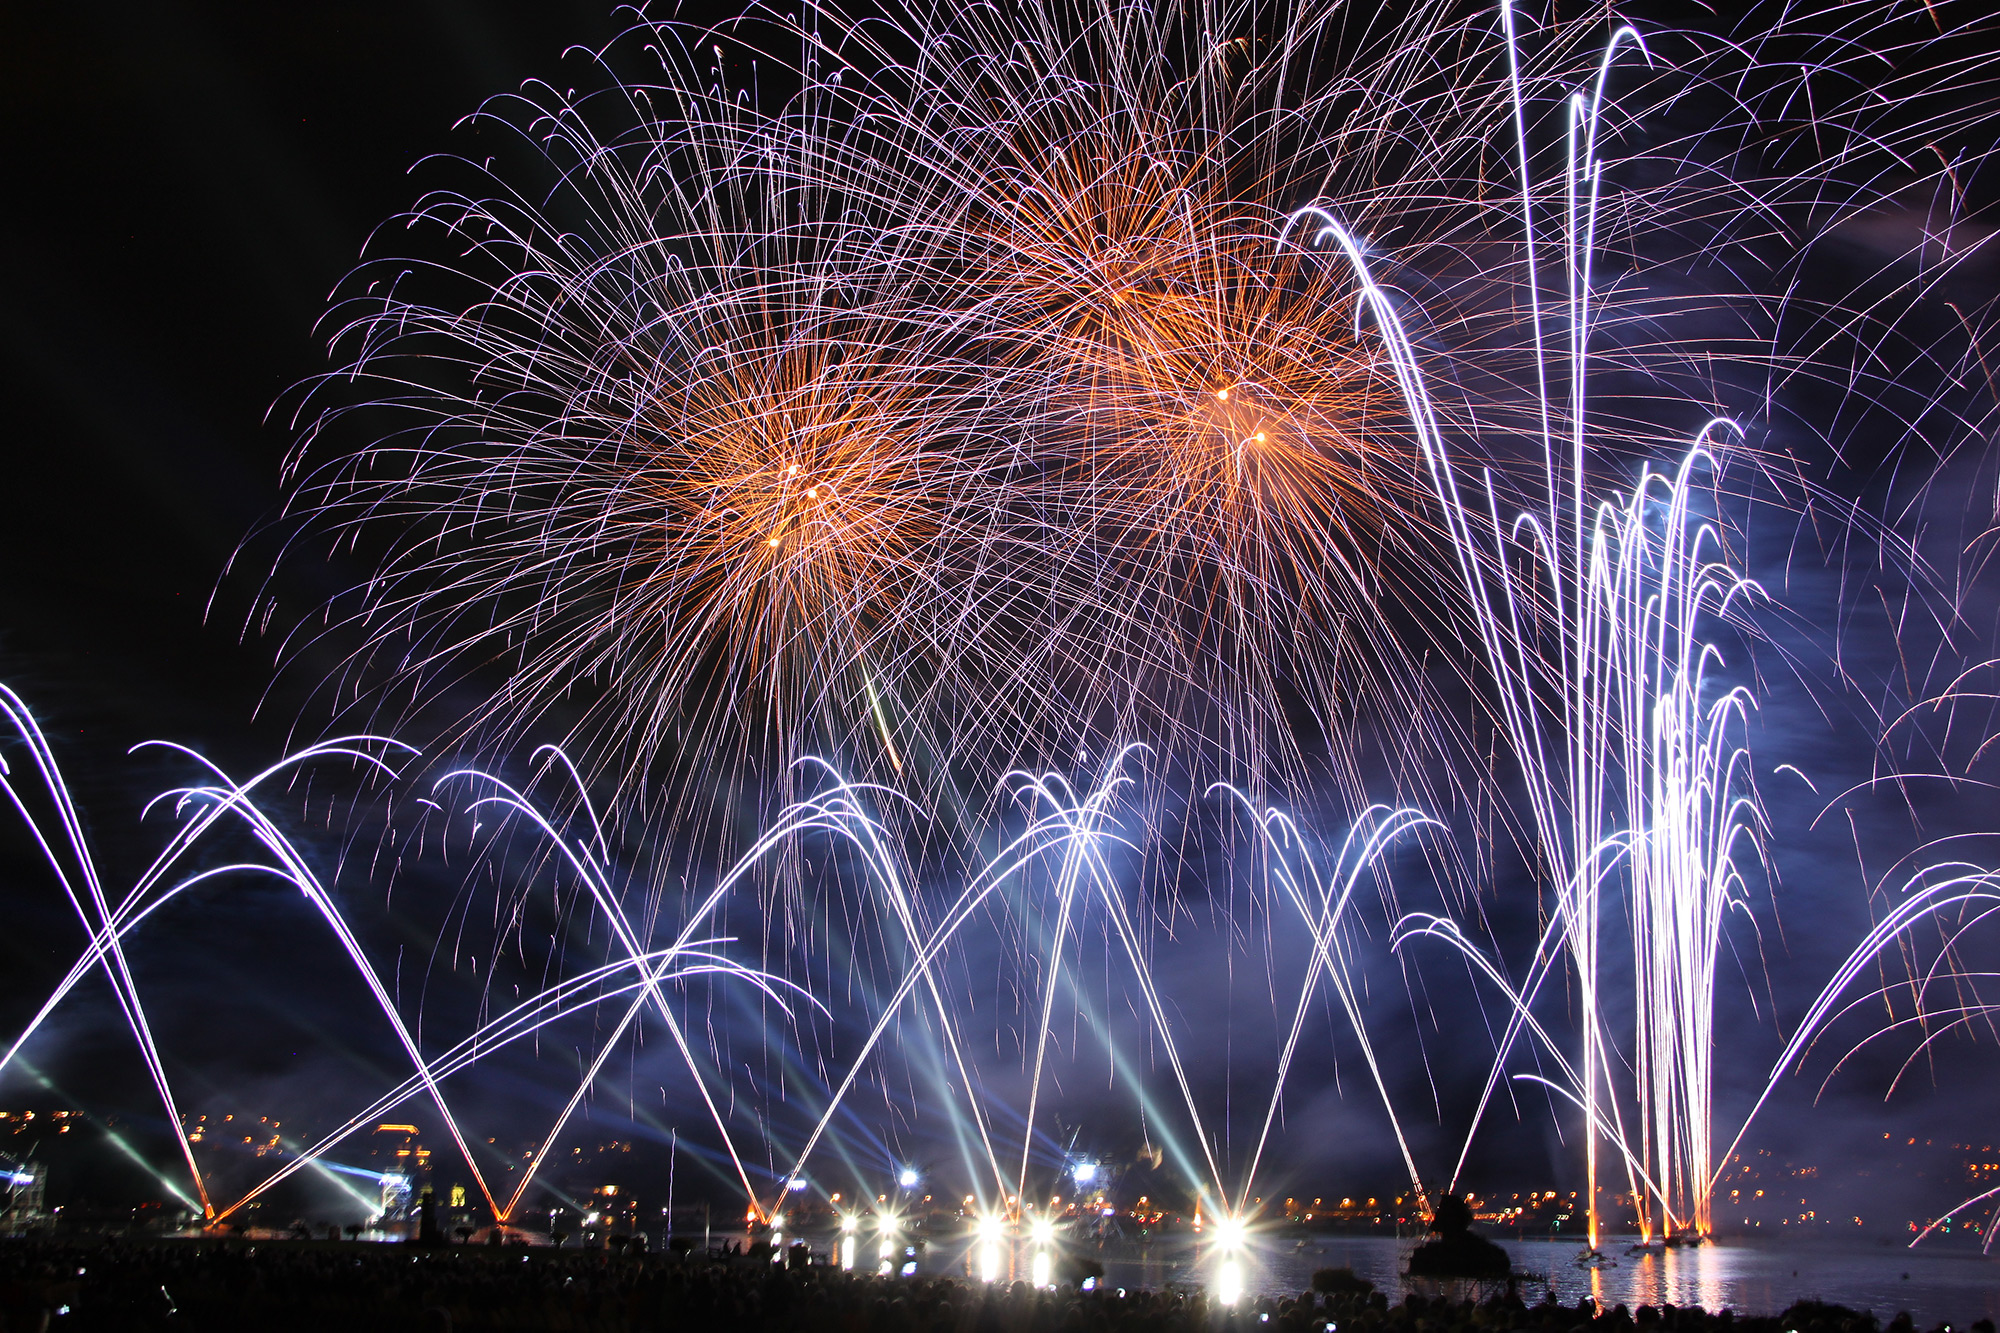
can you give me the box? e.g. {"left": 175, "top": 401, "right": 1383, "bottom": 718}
{"left": 1071, "top": 1162, "right": 1098, "bottom": 1185}
{"left": 1031, "top": 1250, "right": 1052, "bottom": 1288}
{"left": 840, "top": 1214, "right": 858, "bottom": 1234}
{"left": 1218, "top": 1258, "right": 1244, "bottom": 1306}
{"left": 1030, "top": 1217, "right": 1054, "bottom": 1244}
{"left": 786, "top": 1178, "right": 808, "bottom": 1192}
{"left": 840, "top": 1236, "right": 856, "bottom": 1271}
{"left": 978, "top": 1240, "right": 1001, "bottom": 1283}
{"left": 976, "top": 1214, "right": 1002, "bottom": 1241}
{"left": 1214, "top": 1215, "right": 1248, "bottom": 1251}
{"left": 898, "top": 1168, "right": 920, "bottom": 1189}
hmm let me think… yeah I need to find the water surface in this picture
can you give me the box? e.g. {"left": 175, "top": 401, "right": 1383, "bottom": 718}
{"left": 900, "top": 1232, "right": 2000, "bottom": 1326}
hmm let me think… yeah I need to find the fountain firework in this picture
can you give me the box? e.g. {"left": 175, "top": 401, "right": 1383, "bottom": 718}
{"left": 1390, "top": 442, "right": 1764, "bottom": 1244}
{"left": 0, "top": 683, "right": 803, "bottom": 1222}
{"left": 0, "top": 685, "right": 1445, "bottom": 1233}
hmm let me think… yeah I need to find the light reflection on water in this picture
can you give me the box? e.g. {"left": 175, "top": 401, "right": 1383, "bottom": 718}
{"left": 763, "top": 1230, "right": 1999, "bottom": 1326}
{"left": 1097, "top": 1235, "right": 2000, "bottom": 1328}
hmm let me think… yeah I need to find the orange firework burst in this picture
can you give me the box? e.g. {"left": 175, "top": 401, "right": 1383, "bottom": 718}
{"left": 492, "top": 319, "right": 973, "bottom": 786}
{"left": 1010, "top": 207, "right": 1453, "bottom": 789}
{"left": 794, "top": 5, "right": 1531, "bottom": 795}
{"left": 271, "top": 42, "right": 1023, "bottom": 838}
{"left": 272, "top": 0, "right": 1997, "bottom": 853}
{"left": 1020, "top": 208, "right": 1419, "bottom": 588}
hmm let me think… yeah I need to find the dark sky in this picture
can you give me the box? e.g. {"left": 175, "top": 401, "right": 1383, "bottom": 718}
{"left": 0, "top": 0, "right": 627, "bottom": 759}
{"left": 3, "top": 0, "right": 1999, "bottom": 1229}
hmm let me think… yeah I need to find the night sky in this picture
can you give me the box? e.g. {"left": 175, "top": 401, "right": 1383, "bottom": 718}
{"left": 4, "top": 0, "right": 2000, "bottom": 1228}
{"left": 2, "top": 0, "right": 622, "bottom": 756}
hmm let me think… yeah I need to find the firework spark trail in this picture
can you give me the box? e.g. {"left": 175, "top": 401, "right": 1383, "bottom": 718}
{"left": 1004, "top": 755, "right": 1295, "bottom": 1218}
{"left": 0, "top": 686, "right": 216, "bottom": 1215}
{"left": 1277, "top": 7, "right": 1774, "bottom": 1238}
{"left": 4, "top": 689, "right": 1432, "bottom": 1235}
{"left": 0, "top": 690, "right": 485, "bottom": 1218}
{"left": 11, "top": 729, "right": 516, "bottom": 1217}
{"left": 273, "top": 33, "right": 1038, "bottom": 860}
{"left": 0, "top": 694, "right": 797, "bottom": 1225}
{"left": 1012, "top": 759, "right": 1147, "bottom": 1212}
{"left": 263, "top": 0, "right": 2000, "bottom": 1227}
{"left": 752, "top": 754, "right": 1431, "bottom": 1226}
{"left": 1428, "top": 439, "right": 1766, "bottom": 1240}
{"left": 1391, "top": 910, "right": 1689, "bottom": 1229}
{"left": 284, "top": 0, "right": 1755, "bottom": 864}
{"left": 0, "top": 712, "right": 501, "bottom": 1214}
{"left": 1214, "top": 792, "right": 1439, "bottom": 1216}
{"left": 149, "top": 743, "right": 519, "bottom": 1218}
{"left": 782, "top": 759, "right": 1016, "bottom": 1212}
{"left": 765, "top": 758, "right": 1435, "bottom": 1230}
{"left": 436, "top": 757, "right": 1026, "bottom": 1218}
{"left": 35, "top": 0, "right": 2000, "bottom": 1244}
{"left": 1694, "top": 860, "right": 2000, "bottom": 1250}
{"left": 1619, "top": 455, "right": 1768, "bottom": 1238}
{"left": 726, "top": 755, "right": 1202, "bottom": 1222}
{"left": 435, "top": 764, "right": 775, "bottom": 1216}
{"left": 752, "top": 768, "right": 1151, "bottom": 1219}
{"left": 209, "top": 947, "right": 804, "bottom": 1225}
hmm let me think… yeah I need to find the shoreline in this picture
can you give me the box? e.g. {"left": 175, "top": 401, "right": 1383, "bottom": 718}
{"left": 3, "top": 1234, "right": 1995, "bottom": 1333}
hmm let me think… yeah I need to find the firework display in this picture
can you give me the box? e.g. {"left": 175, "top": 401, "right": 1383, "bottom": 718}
{"left": 9, "top": 0, "right": 2000, "bottom": 1285}
{"left": 276, "top": 0, "right": 1788, "bottom": 827}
